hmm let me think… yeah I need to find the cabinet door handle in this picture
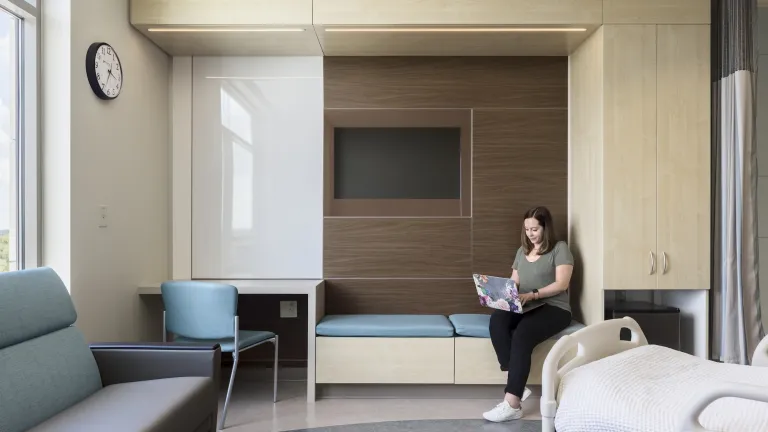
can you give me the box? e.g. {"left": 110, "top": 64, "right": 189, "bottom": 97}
{"left": 649, "top": 251, "right": 655, "bottom": 275}
{"left": 662, "top": 252, "right": 668, "bottom": 274}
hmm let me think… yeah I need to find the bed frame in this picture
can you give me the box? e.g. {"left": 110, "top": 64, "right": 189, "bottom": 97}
{"left": 540, "top": 317, "right": 768, "bottom": 432}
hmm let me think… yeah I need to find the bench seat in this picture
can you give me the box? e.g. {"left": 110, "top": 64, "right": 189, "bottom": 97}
{"left": 448, "top": 314, "right": 585, "bottom": 339}
{"left": 314, "top": 313, "right": 585, "bottom": 387}
{"left": 316, "top": 314, "right": 455, "bottom": 338}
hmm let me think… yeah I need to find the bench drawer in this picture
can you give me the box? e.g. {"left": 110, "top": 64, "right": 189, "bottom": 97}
{"left": 316, "top": 337, "right": 455, "bottom": 384}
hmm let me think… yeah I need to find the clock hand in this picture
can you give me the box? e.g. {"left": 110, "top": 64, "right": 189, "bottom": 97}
{"left": 107, "top": 69, "right": 120, "bottom": 86}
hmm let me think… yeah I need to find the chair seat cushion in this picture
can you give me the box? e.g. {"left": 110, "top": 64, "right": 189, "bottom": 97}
{"left": 174, "top": 330, "right": 275, "bottom": 353}
{"left": 28, "top": 377, "right": 214, "bottom": 432}
{"left": 316, "top": 315, "right": 455, "bottom": 337}
{"left": 449, "top": 314, "right": 585, "bottom": 338}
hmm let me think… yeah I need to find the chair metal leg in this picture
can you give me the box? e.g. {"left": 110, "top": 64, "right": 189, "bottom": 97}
{"left": 272, "top": 335, "right": 279, "bottom": 403}
{"left": 219, "top": 354, "right": 238, "bottom": 430}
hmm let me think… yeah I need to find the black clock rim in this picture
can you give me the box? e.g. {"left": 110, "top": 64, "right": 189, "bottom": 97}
{"left": 85, "top": 42, "right": 122, "bottom": 100}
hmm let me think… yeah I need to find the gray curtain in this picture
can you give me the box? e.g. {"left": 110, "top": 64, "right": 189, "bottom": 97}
{"left": 712, "top": 0, "right": 766, "bottom": 364}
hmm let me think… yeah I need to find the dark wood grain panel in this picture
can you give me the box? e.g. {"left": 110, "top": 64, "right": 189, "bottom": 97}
{"left": 324, "top": 57, "right": 567, "bottom": 109}
{"left": 324, "top": 218, "right": 471, "bottom": 278}
{"left": 474, "top": 108, "right": 568, "bottom": 144}
{"left": 472, "top": 109, "right": 568, "bottom": 275}
{"left": 325, "top": 279, "right": 486, "bottom": 315}
{"left": 236, "top": 294, "right": 307, "bottom": 365}
{"left": 472, "top": 214, "right": 566, "bottom": 276}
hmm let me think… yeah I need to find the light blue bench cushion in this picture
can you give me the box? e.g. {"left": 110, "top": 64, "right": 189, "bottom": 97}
{"left": 449, "top": 314, "right": 585, "bottom": 339}
{"left": 316, "top": 315, "right": 455, "bottom": 338}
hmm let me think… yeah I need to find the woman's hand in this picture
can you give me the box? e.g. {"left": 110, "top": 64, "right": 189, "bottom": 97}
{"left": 519, "top": 292, "right": 535, "bottom": 306}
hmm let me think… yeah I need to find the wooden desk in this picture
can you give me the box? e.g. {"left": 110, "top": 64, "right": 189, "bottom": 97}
{"left": 138, "top": 280, "right": 325, "bottom": 402}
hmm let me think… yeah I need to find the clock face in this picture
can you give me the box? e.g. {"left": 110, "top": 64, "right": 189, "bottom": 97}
{"left": 86, "top": 43, "right": 122, "bottom": 100}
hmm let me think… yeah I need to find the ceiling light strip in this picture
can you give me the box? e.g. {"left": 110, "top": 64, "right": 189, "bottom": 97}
{"left": 323, "top": 27, "right": 587, "bottom": 32}
{"left": 147, "top": 27, "right": 306, "bottom": 32}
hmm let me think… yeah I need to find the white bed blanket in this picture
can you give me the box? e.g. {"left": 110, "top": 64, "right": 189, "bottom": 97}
{"left": 554, "top": 345, "right": 768, "bottom": 432}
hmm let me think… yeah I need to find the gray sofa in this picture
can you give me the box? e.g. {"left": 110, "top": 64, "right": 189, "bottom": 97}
{"left": 0, "top": 267, "right": 221, "bottom": 432}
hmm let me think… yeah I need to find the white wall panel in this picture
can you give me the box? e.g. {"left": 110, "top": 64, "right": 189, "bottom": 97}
{"left": 191, "top": 57, "right": 323, "bottom": 279}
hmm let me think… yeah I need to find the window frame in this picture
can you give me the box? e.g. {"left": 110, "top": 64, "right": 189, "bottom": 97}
{"left": 1, "top": 0, "right": 40, "bottom": 270}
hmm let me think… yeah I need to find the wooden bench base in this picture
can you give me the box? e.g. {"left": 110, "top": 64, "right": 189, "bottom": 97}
{"left": 316, "top": 337, "right": 455, "bottom": 384}
{"left": 454, "top": 337, "right": 568, "bottom": 385}
{"left": 316, "top": 336, "right": 573, "bottom": 386}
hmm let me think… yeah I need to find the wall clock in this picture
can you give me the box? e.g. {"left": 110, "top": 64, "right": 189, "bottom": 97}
{"left": 85, "top": 42, "right": 123, "bottom": 100}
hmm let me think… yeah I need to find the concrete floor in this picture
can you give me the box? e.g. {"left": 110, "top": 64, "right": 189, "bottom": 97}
{"left": 218, "top": 366, "right": 542, "bottom": 432}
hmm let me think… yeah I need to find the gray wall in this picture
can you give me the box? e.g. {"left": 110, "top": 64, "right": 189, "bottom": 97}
{"left": 756, "top": 9, "right": 768, "bottom": 331}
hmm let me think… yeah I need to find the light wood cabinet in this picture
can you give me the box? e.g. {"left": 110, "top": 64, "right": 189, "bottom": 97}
{"left": 603, "top": 25, "right": 658, "bottom": 291}
{"left": 570, "top": 24, "right": 710, "bottom": 321}
{"left": 655, "top": 25, "right": 711, "bottom": 290}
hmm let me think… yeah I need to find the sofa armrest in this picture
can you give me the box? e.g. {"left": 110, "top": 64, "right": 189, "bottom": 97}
{"left": 90, "top": 342, "right": 221, "bottom": 387}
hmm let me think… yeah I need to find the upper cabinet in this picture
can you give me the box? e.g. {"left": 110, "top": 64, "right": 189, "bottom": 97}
{"left": 129, "top": 0, "right": 321, "bottom": 55}
{"left": 655, "top": 24, "right": 711, "bottom": 290}
{"left": 602, "top": 24, "right": 710, "bottom": 291}
{"left": 571, "top": 23, "right": 710, "bottom": 297}
{"left": 608, "top": 24, "right": 710, "bottom": 291}
{"left": 602, "top": 25, "right": 658, "bottom": 291}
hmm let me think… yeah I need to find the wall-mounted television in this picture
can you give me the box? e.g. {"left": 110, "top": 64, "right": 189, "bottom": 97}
{"left": 333, "top": 127, "right": 461, "bottom": 200}
{"left": 325, "top": 109, "right": 471, "bottom": 217}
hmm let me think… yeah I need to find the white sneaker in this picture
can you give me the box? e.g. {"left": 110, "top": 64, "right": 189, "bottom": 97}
{"left": 522, "top": 387, "right": 532, "bottom": 401}
{"left": 482, "top": 400, "right": 524, "bottom": 423}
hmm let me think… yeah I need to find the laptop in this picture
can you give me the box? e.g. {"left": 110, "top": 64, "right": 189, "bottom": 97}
{"left": 472, "top": 274, "right": 544, "bottom": 314}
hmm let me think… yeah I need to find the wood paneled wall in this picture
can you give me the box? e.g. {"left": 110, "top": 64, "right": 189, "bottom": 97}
{"left": 323, "top": 57, "right": 568, "bottom": 315}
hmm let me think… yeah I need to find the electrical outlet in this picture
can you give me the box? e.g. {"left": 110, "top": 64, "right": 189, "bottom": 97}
{"left": 98, "top": 205, "right": 108, "bottom": 228}
{"left": 280, "top": 301, "right": 298, "bottom": 318}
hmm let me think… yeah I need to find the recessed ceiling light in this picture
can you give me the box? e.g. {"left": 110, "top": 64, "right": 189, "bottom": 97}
{"left": 147, "top": 28, "right": 306, "bottom": 33}
{"left": 323, "top": 27, "right": 587, "bottom": 33}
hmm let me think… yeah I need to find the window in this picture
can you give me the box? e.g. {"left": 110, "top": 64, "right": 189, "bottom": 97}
{"left": 1, "top": 0, "right": 38, "bottom": 272}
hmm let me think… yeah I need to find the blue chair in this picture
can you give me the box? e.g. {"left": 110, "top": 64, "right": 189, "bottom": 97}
{"left": 161, "top": 281, "right": 278, "bottom": 430}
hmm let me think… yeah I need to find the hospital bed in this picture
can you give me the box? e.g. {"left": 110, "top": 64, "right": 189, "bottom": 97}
{"left": 541, "top": 317, "right": 768, "bottom": 432}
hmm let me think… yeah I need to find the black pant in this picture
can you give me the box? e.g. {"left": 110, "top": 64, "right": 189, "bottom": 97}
{"left": 489, "top": 304, "right": 572, "bottom": 397}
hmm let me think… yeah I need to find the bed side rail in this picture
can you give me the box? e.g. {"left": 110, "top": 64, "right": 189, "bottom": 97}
{"left": 678, "top": 382, "right": 768, "bottom": 432}
{"left": 540, "top": 317, "right": 648, "bottom": 422}
{"left": 753, "top": 334, "right": 768, "bottom": 367}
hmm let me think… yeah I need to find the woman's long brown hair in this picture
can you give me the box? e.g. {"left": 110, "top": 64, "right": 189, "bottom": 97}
{"left": 520, "top": 206, "right": 557, "bottom": 255}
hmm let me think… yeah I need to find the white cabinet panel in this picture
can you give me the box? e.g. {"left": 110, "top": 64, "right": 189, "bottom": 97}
{"left": 191, "top": 57, "right": 323, "bottom": 278}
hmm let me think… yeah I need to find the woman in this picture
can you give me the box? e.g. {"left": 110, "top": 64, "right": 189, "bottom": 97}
{"left": 483, "top": 206, "right": 574, "bottom": 423}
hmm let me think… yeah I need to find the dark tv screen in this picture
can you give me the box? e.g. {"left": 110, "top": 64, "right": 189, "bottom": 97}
{"left": 333, "top": 127, "right": 461, "bottom": 199}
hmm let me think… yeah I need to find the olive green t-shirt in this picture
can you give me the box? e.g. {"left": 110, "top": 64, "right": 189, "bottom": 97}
{"left": 512, "top": 241, "right": 574, "bottom": 313}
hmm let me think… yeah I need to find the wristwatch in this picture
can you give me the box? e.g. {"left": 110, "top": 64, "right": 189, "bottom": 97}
{"left": 532, "top": 289, "right": 539, "bottom": 300}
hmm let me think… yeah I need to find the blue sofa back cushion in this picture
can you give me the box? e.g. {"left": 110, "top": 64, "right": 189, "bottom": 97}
{"left": 316, "top": 314, "right": 455, "bottom": 337}
{"left": 449, "top": 314, "right": 585, "bottom": 339}
{"left": 0, "top": 327, "right": 103, "bottom": 432}
{"left": 0, "top": 267, "right": 78, "bottom": 349}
